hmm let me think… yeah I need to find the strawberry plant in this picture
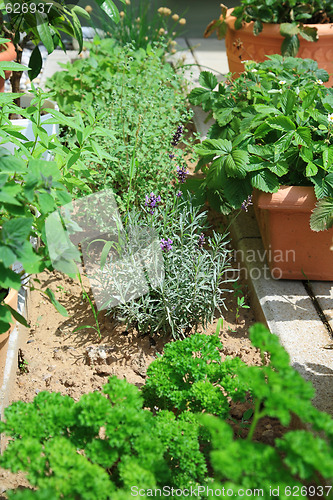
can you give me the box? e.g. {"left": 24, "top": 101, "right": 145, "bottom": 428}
{"left": 189, "top": 56, "right": 333, "bottom": 214}
{"left": 205, "top": 0, "right": 333, "bottom": 57}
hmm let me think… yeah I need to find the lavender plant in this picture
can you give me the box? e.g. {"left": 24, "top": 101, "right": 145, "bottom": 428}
{"left": 106, "top": 194, "right": 233, "bottom": 339}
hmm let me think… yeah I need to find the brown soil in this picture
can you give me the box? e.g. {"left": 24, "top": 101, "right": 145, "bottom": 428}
{"left": 10, "top": 268, "right": 258, "bottom": 403}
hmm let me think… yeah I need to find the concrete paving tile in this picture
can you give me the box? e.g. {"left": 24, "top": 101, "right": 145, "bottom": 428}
{"left": 309, "top": 282, "right": 333, "bottom": 332}
{"left": 191, "top": 106, "right": 215, "bottom": 140}
{"left": 187, "top": 37, "right": 229, "bottom": 76}
{"left": 167, "top": 39, "right": 201, "bottom": 90}
{"left": 229, "top": 206, "right": 261, "bottom": 241}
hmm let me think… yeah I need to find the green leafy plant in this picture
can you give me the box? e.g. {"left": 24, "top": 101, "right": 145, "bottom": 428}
{"left": 18, "top": 348, "right": 29, "bottom": 373}
{"left": 0, "top": 0, "right": 125, "bottom": 94}
{"left": 0, "top": 36, "right": 27, "bottom": 74}
{"left": 189, "top": 56, "right": 333, "bottom": 214}
{"left": 143, "top": 332, "right": 248, "bottom": 416}
{"left": 0, "top": 83, "right": 115, "bottom": 332}
{"left": 0, "top": 145, "right": 71, "bottom": 332}
{"left": 1, "top": 325, "right": 333, "bottom": 498}
{"left": 0, "top": 376, "right": 208, "bottom": 497}
{"left": 46, "top": 38, "right": 194, "bottom": 211}
{"left": 91, "top": 0, "right": 186, "bottom": 53}
{"left": 310, "top": 196, "right": 333, "bottom": 231}
{"left": 72, "top": 271, "right": 102, "bottom": 338}
{"left": 204, "top": 0, "right": 333, "bottom": 57}
{"left": 235, "top": 296, "right": 250, "bottom": 323}
{"left": 232, "top": 282, "right": 250, "bottom": 323}
{"left": 106, "top": 194, "right": 233, "bottom": 339}
{"left": 200, "top": 323, "right": 333, "bottom": 496}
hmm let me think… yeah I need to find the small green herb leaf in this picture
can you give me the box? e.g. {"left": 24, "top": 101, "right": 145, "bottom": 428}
{"left": 44, "top": 288, "right": 68, "bottom": 317}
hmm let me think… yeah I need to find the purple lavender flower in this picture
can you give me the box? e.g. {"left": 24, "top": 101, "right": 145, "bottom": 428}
{"left": 198, "top": 233, "right": 205, "bottom": 249}
{"left": 176, "top": 190, "right": 182, "bottom": 197}
{"left": 171, "top": 125, "right": 184, "bottom": 146}
{"left": 169, "top": 153, "right": 175, "bottom": 159}
{"left": 176, "top": 166, "right": 189, "bottom": 184}
{"left": 145, "top": 192, "right": 161, "bottom": 214}
{"left": 160, "top": 238, "right": 173, "bottom": 252}
{"left": 241, "top": 195, "right": 253, "bottom": 212}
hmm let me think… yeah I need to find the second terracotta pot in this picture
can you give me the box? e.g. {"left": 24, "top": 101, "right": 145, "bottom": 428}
{"left": 225, "top": 9, "right": 333, "bottom": 87}
{"left": 0, "top": 288, "right": 18, "bottom": 388}
{"left": 0, "top": 41, "right": 16, "bottom": 93}
{"left": 253, "top": 186, "right": 333, "bottom": 281}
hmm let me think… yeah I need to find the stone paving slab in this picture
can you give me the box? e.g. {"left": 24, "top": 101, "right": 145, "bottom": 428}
{"left": 234, "top": 234, "right": 333, "bottom": 414}
{"left": 168, "top": 38, "right": 202, "bottom": 91}
{"left": 40, "top": 50, "right": 81, "bottom": 89}
{"left": 310, "top": 282, "right": 333, "bottom": 333}
{"left": 187, "top": 38, "right": 229, "bottom": 77}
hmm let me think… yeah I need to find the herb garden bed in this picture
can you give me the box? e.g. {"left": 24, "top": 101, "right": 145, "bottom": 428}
{"left": 1, "top": 5, "right": 333, "bottom": 495}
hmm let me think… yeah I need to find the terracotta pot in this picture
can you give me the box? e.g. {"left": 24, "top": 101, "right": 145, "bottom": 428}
{"left": 225, "top": 9, "right": 333, "bottom": 87}
{"left": 253, "top": 186, "right": 333, "bottom": 280}
{"left": 0, "top": 288, "right": 18, "bottom": 387}
{"left": 0, "top": 41, "right": 16, "bottom": 93}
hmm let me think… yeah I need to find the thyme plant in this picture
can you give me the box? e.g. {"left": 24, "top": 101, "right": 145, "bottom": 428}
{"left": 46, "top": 39, "right": 194, "bottom": 212}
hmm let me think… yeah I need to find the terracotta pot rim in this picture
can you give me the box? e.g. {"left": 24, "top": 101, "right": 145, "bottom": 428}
{"left": 0, "top": 41, "right": 16, "bottom": 90}
{"left": 254, "top": 185, "right": 318, "bottom": 211}
{"left": 225, "top": 8, "right": 333, "bottom": 37}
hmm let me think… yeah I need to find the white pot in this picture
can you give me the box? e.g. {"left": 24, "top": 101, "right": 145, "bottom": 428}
{"left": 2, "top": 94, "right": 59, "bottom": 161}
